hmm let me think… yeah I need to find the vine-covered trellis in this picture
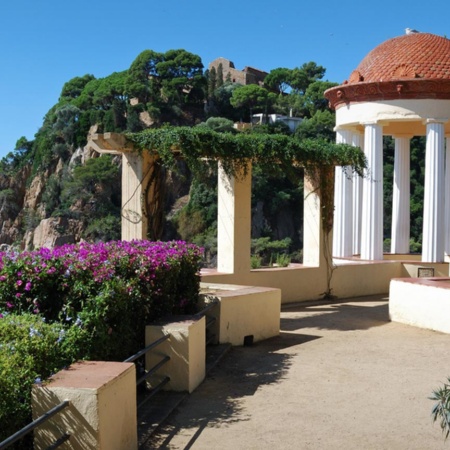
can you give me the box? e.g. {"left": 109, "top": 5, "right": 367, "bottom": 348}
{"left": 127, "top": 126, "right": 367, "bottom": 297}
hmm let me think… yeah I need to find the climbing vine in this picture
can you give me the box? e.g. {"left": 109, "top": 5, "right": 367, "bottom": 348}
{"left": 127, "top": 126, "right": 366, "bottom": 180}
{"left": 127, "top": 126, "right": 366, "bottom": 297}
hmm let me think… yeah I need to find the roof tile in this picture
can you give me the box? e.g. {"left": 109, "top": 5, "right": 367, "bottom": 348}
{"left": 350, "top": 33, "right": 450, "bottom": 83}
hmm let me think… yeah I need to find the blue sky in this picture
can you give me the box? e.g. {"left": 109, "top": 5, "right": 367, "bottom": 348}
{"left": 0, "top": 0, "right": 448, "bottom": 159}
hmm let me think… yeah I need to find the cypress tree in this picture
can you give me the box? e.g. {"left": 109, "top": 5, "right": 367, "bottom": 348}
{"left": 217, "top": 63, "right": 224, "bottom": 88}
{"left": 208, "top": 66, "right": 217, "bottom": 98}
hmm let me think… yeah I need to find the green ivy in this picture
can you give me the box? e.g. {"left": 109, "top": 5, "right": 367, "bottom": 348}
{"left": 126, "top": 126, "right": 366, "bottom": 181}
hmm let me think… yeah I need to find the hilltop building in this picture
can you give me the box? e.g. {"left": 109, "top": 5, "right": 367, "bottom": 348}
{"left": 208, "top": 57, "right": 267, "bottom": 86}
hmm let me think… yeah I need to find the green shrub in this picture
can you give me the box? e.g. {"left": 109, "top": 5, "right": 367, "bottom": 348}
{"left": 0, "top": 313, "right": 80, "bottom": 446}
{"left": 251, "top": 237, "right": 292, "bottom": 266}
{"left": 275, "top": 253, "right": 291, "bottom": 267}
{"left": 250, "top": 255, "right": 262, "bottom": 269}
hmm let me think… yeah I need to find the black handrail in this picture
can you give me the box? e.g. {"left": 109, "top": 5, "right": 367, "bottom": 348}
{"left": 196, "top": 301, "right": 218, "bottom": 346}
{"left": 0, "top": 400, "right": 70, "bottom": 449}
{"left": 124, "top": 334, "right": 170, "bottom": 363}
{"left": 194, "top": 301, "right": 217, "bottom": 319}
{"left": 136, "top": 355, "right": 170, "bottom": 386}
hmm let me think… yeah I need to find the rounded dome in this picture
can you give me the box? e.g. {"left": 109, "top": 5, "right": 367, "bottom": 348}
{"left": 324, "top": 32, "right": 450, "bottom": 108}
{"left": 352, "top": 33, "right": 450, "bottom": 83}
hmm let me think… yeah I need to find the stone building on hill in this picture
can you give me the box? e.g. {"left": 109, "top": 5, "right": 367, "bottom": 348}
{"left": 208, "top": 57, "right": 267, "bottom": 86}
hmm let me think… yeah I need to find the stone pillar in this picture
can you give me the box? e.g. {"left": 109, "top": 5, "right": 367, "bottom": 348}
{"left": 88, "top": 132, "right": 153, "bottom": 241}
{"left": 390, "top": 135, "right": 411, "bottom": 254}
{"left": 145, "top": 317, "right": 206, "bottom": 393}
{"left": 422, "top": 119, "right": 446, "bottom": 262}
{"left": 332, "top": 129, "right": 353, "bottom": 257}
{"left": 217, "top": 161, "right": 252, "bottom": 273}
{"left": 303, "top": 172, "right": 325, "bottom": 267}
{"left": 32, "top": 362, "right": 137, "bottom": 450}
{"left": 352, "top": 132, "right": 364, "bottom": 255}
{"left": 445, "top": 136, "right": 450, "bottom": 260}
{"left": 121, "top": 151, "right": 157, "bottom": 241}
{"left": 361, "top": 122, "right": 384, "bottom": 260}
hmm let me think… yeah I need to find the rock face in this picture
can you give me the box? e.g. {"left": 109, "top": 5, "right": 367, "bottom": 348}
{"left": 32, "top": 217, "right": 82, "bottom": 249}
{"left": 0, "top": 144, "right": 95, "bottom": 250}
{"left": 0, "top": 165, "right": 31, "bottom": 246}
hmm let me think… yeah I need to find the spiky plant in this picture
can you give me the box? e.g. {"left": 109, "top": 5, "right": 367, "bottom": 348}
{"left": 431, "top": 377, "right": 450, "bottom": 439}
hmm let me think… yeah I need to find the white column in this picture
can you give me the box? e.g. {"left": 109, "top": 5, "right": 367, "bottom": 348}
{"left": 352, "top": 132, "right": 363, "bottom": 255}
{"left": 445, "top": 136, "right": 450, "bottom": 259}
{"left": 333, "top": 129, "right": 353, "bottom": 257}
{"left": 217, "top": 161, "right": 252, "bottom": 273}
{"left": 361, "top": 122, "right": 384, "bottom": 260}
{"left": 390, "top": 135, "right": 411, "bottom": 254}
{"left": 422, "top": 119, "right": 446, "bottom": 262}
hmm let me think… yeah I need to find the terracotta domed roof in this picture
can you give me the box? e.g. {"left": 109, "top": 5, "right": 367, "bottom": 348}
{"left": 324, "top": 32, "right": 450, "bottom": 108}
{"left": 351, "top": 33, "right": 450, "bottom": 83}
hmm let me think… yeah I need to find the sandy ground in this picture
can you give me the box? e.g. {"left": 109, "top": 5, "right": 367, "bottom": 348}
{"left": 147, "top": 295, "right": 450, "bottom": 449}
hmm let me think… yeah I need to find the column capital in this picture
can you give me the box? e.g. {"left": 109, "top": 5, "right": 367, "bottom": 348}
{"left": 361, "top": 120, "right": 386, "bottom": 127}
{"left": 334, "top": 125, "right": 361, "bottom": 133}
{"left": 392, "top": 134, "right": 414, "bottom": 140}
{"left": 424, "top": 118, "right": 448, "bottom": 125}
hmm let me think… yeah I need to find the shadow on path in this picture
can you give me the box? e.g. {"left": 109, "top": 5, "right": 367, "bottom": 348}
{"left": 281, "top": 297, "right": 390, "bottom": 332}
{"left": 148, "top": 332, "right": 312, "bottom": 449}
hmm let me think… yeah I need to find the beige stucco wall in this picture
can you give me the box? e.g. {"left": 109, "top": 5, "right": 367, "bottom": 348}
{"left": 400, "top": 262, "right": 449, "bottom": 278}
{"left": 202, "top": 261, "right": 398, "bottom": 303}
{"left": 202, "top": 259, "right": 450, "bottom": 303}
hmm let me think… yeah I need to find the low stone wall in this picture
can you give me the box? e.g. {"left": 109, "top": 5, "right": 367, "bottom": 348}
{"left": 389, "top": 278, "right": 450, "bottom": 334}
{"left": 200, "top": 283, "right": 281, "bottom": 346}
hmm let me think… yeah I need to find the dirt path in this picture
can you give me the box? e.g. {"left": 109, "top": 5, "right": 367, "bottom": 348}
{"left": 147, "top": 295, "right": 450, "bottom": 449}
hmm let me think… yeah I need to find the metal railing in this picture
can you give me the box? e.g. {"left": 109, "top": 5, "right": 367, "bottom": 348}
{"left": 124, "top": 334, "right": 171, "bottom": 409}
{"left": 0, "top": 400, "right": 70, "bottom": 450}
{"left": 195, "top": 301, "right": 218, "bottom": 346}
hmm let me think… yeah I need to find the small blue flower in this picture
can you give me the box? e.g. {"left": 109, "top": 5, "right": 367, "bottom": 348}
{"left": 57, "top": 329, "right": 66, "bottom": 343}
{"left": 29, "top": 327, "right": 42, "bottom": 338}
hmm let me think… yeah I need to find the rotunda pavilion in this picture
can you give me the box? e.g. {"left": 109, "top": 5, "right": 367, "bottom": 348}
{"left": 324, "top": 31, "right": 450, "bottom": 263}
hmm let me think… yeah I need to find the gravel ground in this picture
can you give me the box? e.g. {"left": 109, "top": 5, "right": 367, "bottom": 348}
{"left": 147, "top": 295, "right": 450, "bottom": 450}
